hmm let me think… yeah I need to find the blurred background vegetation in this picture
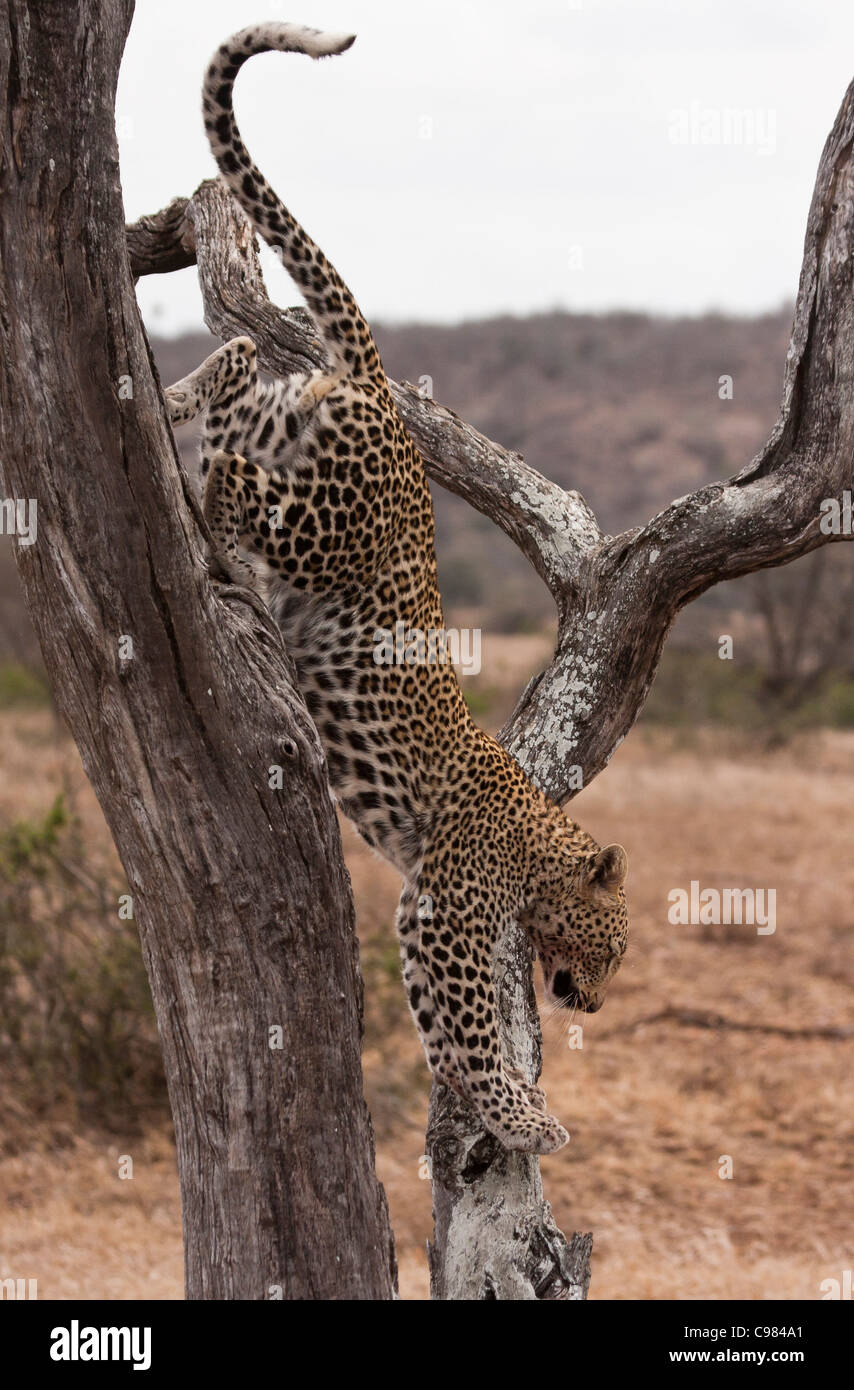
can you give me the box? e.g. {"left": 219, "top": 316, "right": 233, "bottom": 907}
{"left": 0, "top": 792, "right": 166, "bottom": 1143}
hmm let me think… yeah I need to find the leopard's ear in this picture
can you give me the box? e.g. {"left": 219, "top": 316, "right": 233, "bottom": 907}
{"left": 584, "top": 844, "right": 628, "bottom": 896}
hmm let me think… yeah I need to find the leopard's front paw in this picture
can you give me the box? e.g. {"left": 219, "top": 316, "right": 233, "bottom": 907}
{"left": 505, "top": 1065, "right": 548, "bottom": 1112}
{"left": 487, "top": 1108, "right": 570, "bottom": 1155}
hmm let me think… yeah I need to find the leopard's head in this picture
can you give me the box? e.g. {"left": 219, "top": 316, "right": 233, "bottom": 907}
{"left": 524, "top": 840, "right": 628, "bottom": 1013}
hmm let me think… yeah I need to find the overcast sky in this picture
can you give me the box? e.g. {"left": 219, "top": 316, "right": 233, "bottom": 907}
{"left": 118, "top": 0, "right": 854, "bottom": 335}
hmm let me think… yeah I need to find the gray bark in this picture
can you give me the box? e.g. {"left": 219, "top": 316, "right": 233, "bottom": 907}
{"left": 0, "top": 0, "right": 396, "bottom": 1300}
{"left": 127, "top": 64, "right": 854, "bottom": 1294}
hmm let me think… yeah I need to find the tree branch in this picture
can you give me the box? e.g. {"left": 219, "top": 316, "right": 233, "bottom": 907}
{"left": 126, "top": 195, "right": 195, "bottom": 277}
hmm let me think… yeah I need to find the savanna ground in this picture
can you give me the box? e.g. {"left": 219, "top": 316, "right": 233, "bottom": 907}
{"left": 0, "top": 632, "right": 852, "bottom": 1301}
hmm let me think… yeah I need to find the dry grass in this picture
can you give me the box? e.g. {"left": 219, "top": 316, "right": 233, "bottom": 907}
{"left": 1, "top": 662, "right": 852, "bottom": 1301}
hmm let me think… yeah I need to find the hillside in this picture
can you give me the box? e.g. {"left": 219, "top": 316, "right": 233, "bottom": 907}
{"left": 148, "top": 308, "right": 793, "bottom": 634}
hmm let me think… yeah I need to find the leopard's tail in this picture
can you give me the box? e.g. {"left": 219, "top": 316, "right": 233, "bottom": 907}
{"left": 203, "top": 25, "right": 383, "bottom": 387}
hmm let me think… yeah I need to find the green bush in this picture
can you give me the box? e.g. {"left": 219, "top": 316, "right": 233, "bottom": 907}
{"left": 0, "top": 662, "right": 50, "bottom": 709}
{"left": 0, "top": 794, "right": 167, "bottom": 1136}
{"left": 642, "top": 649, "right": 854, "bottom": 737}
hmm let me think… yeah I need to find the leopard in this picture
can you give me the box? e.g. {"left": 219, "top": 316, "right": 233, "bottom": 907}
{"left": 164, "top": 22, "right": 629, "bottom": 1154}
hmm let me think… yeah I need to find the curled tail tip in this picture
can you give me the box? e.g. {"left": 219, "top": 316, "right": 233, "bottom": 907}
{"left": 210, "top": 24, "right": 356, "bottom": 67}
{"left": 275, "top": 24, "right": 356, "bottom": 59}
{"left": 311, "top": 29, "right": 356, "bottom": 58}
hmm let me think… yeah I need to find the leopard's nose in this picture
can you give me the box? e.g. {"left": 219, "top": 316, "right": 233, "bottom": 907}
{"left": 552, "top": 970, "right": 580, "bottom": 1006}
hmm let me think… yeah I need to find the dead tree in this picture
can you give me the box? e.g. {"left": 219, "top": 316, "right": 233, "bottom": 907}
{"left": 3, "top": 0, "right": 853, "bottom": 1299}
{"left": 0, "top": 0, "right": 394, "bottom": 1300}
{"left": 128, "top": 80, "right": 854, "bottom": 1296}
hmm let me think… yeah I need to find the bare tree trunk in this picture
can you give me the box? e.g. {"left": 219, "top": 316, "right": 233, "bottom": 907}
{"left": 0, "top": 0, "right": 395, "bottom": 1300}
{"left": 426, "top": 943, "right": 592, "bottom": 1300}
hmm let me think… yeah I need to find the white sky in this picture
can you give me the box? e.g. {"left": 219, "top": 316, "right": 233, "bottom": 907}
{"left": 118, "top": 0, "right": 854, "bottom": 335}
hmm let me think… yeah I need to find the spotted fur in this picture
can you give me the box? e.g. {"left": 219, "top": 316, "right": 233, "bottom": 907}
{"left": 166, "top": 23, "right": 629, "bottom": 1154}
